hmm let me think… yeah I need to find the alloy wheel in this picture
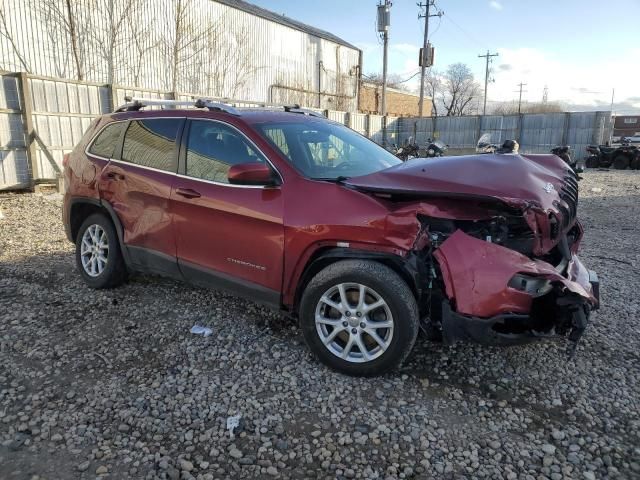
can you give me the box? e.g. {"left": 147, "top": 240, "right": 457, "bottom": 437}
{"left": 80, "top": 224, "right": 109, "bottom": 277}
{"left": 314, "top": 282, "right": 394, "bottom": 363}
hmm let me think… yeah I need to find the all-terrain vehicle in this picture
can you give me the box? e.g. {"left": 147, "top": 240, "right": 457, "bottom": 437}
{"left": 62, "top": 98, "right": 599, "bottom": 376}
{"left": 585, "top": 144, "right": 640, "bottom": 169}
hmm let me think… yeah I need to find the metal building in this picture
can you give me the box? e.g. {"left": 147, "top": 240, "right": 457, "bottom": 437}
{"left": 0, "top": 0, "right": 362, "bottom": 111}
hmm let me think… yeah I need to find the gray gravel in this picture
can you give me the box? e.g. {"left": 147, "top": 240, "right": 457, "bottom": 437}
{"left": 1, "top": 170, "right": 639, "bottom": 479}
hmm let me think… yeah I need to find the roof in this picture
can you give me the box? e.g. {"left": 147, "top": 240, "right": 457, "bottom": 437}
{"left": 213, "top": 0, "right": 360, "bottom": 51}
{"left": 362, "top": 82, "right": 429, "bottom": 99}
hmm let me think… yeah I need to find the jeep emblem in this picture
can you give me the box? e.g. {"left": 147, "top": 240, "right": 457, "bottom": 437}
{"left": 543, "top": 182, "right": 555, "bottom": 193}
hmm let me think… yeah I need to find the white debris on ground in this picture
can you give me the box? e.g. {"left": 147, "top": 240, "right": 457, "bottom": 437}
{"left": 0, "top": 170, "right": 639, "bottom": 479}
{"left": 190, "top": 325, "right": 213, "bottom": 337}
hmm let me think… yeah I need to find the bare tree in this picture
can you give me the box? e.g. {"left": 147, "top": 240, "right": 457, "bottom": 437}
{"left": 125, "top": 7, "right": 160, "bottom": 87}
{"left": 204, "top": 20, "right": 261, "bottom": 98}
{"left": 90, "top": 0, "right": 142, "bottom": 84}
{"left": 490, "top": 100, "right": 565, "bottom": 115}
{"left": 440, "top": 63, "right": 482, "bottom": 116}
{"left": 161, "top": 4, "right": 262, "bottom": 97}
{"left": 0, "top": 5, "right": 30, "bottom": 71}
{"left": 364, "top": 72, "right": 411, "bottom": 92}
{"left": 40, "top": 0, "right": 91, "bottom": 80}
{"left": 164, "top": 0, "right": 210, "bottom": 93}
{"left": 423, "top": 70, "right": 441, "bottom": 117}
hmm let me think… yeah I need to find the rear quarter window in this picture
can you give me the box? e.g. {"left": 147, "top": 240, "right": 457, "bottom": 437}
{"left": 121, "top": 119, "right": 181, "bottom": 172}
{"left": 87, "top": 122, "right": 125, "bottom": 158}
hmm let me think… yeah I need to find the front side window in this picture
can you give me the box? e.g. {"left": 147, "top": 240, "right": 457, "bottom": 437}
{"left": 121, "top": 119, "right": 181, "bottom": 172}
{"left": 88, "top": 122, "right": 125, "bottom": 158}
{"left": 185, "top": 120, "right": 266, "bottom": 183}
{"left": 255, "top": 120, "right": 401, "bottom": 180}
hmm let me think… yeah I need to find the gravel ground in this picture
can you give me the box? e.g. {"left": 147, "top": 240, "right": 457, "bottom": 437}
{"left": 1, "top": 170, "right": 639, "bottom": 480}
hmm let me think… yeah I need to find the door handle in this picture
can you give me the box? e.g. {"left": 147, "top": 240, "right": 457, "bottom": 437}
{"left": 105, "top": 171, "right": 124, "bottom": 181}
{"left": 175, "top": 187, "right": 201, "bottom": 199}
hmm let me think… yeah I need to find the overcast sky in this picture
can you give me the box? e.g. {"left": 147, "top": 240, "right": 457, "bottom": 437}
{"left": 251, "top": 0, "right": 640, "bottom": 114}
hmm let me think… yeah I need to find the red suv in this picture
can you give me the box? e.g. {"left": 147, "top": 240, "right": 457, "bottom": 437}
{"left": 62, "top": 98, "right": 599, "bottom": 376}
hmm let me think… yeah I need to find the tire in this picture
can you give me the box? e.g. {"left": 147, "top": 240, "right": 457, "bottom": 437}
{"left": 299, "top": 260, "right": 419, "bottom": 376}
{"left": 631, "top": 157, "right": 640, "bottom": 170}
{"left": 613, "top": 154, "right": 630, "bottom": 170}
{"left": 585, "top": 156, "right": 599, "bottom": 168}
{"left": 75, "top": 213, "right": 127, "bottom": 289}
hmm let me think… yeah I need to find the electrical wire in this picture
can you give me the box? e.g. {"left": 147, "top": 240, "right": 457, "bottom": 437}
{"left": 441, "top": 12, "right": 490, "bottom": 51}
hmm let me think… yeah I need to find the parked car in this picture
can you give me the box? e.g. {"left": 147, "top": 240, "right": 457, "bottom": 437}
{"left": 62, "top": 98, "right": 600, "bottom": 376}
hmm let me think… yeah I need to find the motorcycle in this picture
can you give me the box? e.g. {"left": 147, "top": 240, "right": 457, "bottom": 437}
{"left": 551, "top": 145, "right": 583, "bottom": 173}
{"left": 393, "top": 137, "right": 448, "bottom": 161}
{"left": 424, "top": 138, "right": 448, "bottom": 158}
{"left": 476, "top": 133, "right": 499, "bottom": 154}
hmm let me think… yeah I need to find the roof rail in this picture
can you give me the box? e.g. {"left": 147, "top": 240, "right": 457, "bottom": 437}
{"left": 196, "top": 96, "right": 326, "bottom": 117}
{"left": 283, "top": 105, "right": 325, "bottom": 118}
{"left": 114, "top": 97, "right": 240, "bottom": 116}
{"left": 113, "top": 96, "right": 326, "bottom": 118}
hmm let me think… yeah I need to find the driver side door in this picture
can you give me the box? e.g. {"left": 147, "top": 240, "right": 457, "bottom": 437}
{"left": 171, "top": 119, "right": 285, "bottom": 306}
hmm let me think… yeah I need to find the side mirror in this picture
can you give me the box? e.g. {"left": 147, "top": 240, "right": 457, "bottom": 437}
{"left": 228, "top": 162, "right": 279, "bottom": 186}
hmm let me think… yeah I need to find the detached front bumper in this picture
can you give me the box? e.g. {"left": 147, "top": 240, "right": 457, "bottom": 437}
{"left": 433, "top": 230, "right": 600, "bottom": 346}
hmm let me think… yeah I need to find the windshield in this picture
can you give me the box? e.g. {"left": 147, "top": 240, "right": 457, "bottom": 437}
{"left": 255, "top": 121, "right": 402, "bottom": 180}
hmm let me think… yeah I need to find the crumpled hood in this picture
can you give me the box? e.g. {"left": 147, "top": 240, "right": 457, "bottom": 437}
{"left": 346, "top": 153, "right": 571, "bottom": 211}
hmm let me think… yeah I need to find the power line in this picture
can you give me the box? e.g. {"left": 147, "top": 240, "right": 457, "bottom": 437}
{"left": 442, "top": 13, "right": 488, "bottom": 50}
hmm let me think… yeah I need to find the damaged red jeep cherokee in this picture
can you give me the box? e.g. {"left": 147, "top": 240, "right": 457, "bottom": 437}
{"left": 62, "top": 98, "right": 600, "bottom": 376}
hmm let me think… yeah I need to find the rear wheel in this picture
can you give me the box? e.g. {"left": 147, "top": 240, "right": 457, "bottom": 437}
{"left": 613, "top": 154, "right": 630, "bottom": 170}
{"left": 75, "top": 213, "right": 127, "bottom": 288}
{"left": 630, "top": 157, "right": 640, "bottom": 170}
{"left": 299, "top": 260, "right": 419, "bottom": 376}
{"left": 585, "top": 156, "right": 599, "bottom": 168}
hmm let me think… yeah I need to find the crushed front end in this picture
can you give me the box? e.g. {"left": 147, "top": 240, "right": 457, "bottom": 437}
{"left": 347, "top": 154, "right": 600, "bottom": 352}
{"left": 420, "top": 170, "right": 599, "bottom": 350}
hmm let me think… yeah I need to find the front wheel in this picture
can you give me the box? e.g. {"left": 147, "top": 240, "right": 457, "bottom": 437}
{"left": 299, "top": 260, "right": 419, "bottom": 376}
{"left": 630, "top": 157, "right": 640, "bottom": 170}
{"left": 585, "top": 156, "right": 599, "bottom": 168}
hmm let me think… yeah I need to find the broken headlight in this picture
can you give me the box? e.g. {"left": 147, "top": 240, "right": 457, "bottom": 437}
{"left": 420, "top": 214, "right": 534, "bottom": 255}
{"left": 508, "top": 273, "right": 552, "bottom": 297}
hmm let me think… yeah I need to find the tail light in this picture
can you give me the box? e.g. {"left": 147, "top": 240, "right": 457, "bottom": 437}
{"left": 63, "top": 153, "right": 70, "bottom": 168}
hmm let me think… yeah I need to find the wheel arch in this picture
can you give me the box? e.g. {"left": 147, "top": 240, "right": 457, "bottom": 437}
{"left": 292, "top": 247, "right": 421, "bottom": 316}
{"left": 69, "top": 197, "right": 131, "bottom": 266}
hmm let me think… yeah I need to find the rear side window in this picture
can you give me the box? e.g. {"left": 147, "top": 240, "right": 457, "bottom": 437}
{"left": 121, "top": 119, "right": 181, "bottom": 172}
{"left": 88, "top": 122, "right": 125, "bottom": 158}
{"left": 185, "top": 120, "right": 266, "bottom": 183}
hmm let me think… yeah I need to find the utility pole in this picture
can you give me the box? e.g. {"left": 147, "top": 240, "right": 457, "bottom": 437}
{"left": 417, "top": 1, "right": 442, "bottom": 117}
{"left": 609, "top": 87, "right": 615, "bottom": 145}
{"left": 478, "top": 50, "right": 498, "bottom": 115}
{"left": 516, "top": 82, "right": 527, "bottom": 114}
{"left": 378, "top": 1, "right": 392, "bottom": 117}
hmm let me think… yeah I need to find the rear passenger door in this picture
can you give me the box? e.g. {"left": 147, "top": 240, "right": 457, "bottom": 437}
{"left": 98, "top": 117, "right": 185, "bottom": 276}
{"left": 172, "top": 119, "right": 284, "bottom": 305}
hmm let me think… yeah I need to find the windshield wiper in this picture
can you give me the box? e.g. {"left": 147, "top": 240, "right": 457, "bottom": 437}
{"left": 314, "top": 176, "right": 351, "bottom": 183}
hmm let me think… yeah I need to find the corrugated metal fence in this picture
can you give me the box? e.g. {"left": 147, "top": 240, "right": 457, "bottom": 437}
{"left": 0, "top": 71, "right": 613, "bottom": 190}
{"left": 398, "top": 112, "right": 612, "bottom": 161}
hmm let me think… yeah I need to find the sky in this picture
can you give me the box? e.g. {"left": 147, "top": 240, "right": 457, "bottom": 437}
{"left": 250, "top": 0, "right": 640, "bottom": 114}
